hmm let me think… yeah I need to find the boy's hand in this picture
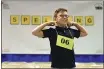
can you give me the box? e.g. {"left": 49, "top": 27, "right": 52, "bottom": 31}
{"left": 46, "top": 21, "right": 56, "bottom": 26}
{"left": 67, "top": 21, "right": 77, "bottom": 27}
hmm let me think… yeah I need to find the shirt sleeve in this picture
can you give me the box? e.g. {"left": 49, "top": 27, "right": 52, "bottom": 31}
{"left": 71, "top": 28, "right": 80, "bottom": 38}
{"left": 42, "top": 28, "right": 53, "bottom": 38}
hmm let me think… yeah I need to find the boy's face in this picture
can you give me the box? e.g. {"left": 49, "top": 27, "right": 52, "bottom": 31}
{"left": 56, "top": 11, "right": 69, "bottom": 26}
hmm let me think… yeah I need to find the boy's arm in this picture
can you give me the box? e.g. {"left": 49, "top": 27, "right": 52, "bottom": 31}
{"left": 32, "top": 21, "right": 55, "bottom": 37}
{"left": 68, "top": 22, "right": 88, "bottom": 37}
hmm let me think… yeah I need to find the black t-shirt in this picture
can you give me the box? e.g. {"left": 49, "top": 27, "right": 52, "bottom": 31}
{"left": 42, "top": 26, "right": 80, "bottom": 68}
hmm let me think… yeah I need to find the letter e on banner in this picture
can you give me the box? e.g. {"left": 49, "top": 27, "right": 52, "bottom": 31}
{"left": 32, "top": 15, "right": 41, "bottom": 25}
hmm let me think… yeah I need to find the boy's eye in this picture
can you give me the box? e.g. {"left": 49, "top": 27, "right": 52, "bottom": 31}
{"left": 60, "top": 15, "right": 69, "bottom": 17}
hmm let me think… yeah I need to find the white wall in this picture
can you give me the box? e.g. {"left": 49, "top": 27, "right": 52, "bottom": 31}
{"left": 2, "top": 0, "right": 103, "bottom": 54}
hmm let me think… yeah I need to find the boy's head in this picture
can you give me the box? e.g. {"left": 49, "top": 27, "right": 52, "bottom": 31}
{"left": 54, "top": 8, "right": 69, "bottom": 26}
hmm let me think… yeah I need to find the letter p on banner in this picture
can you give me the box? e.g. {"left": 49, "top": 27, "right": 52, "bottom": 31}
{"left": 21, "top": 15, "right": 30, "bottom": 25}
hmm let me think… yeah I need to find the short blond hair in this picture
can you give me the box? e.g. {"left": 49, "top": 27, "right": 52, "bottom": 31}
{"left": 54, "top": 8, "right": 68, "bottom": 20}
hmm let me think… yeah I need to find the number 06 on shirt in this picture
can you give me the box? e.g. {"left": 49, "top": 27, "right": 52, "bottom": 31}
{"left": 56, "top": 35, "right": 74, "bottom": 50}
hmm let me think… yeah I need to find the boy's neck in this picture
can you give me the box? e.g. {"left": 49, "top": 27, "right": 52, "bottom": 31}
{"left": 55, "top": 23, "right": 68, "bottom": 28}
